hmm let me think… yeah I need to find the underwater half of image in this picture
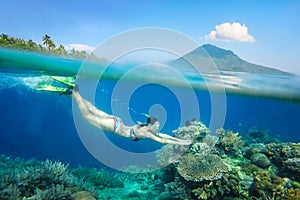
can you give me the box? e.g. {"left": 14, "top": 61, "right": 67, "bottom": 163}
{"left": 0, "top": 49, "right": 300, "bottom": 199}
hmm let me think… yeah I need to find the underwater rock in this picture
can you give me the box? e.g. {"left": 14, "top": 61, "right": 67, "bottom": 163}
{"left": 250, "top": 153, "right": 271, "bottom": 168}
{"left": 176, "top": 153, "right": 230, "bottom": 182}
{"left": 243, "top": 143, "right": 266, "bottom": 159}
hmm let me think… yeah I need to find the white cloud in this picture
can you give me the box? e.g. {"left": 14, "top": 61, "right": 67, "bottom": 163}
{"left": 65, "top": 43, "right": 95, "bottom": 52}
{"left": 205, "top": 22, "right": 255, "bottom": 42}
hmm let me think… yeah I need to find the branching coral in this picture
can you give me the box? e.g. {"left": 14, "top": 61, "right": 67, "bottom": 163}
{"left": 25, "top": 184, "right": 72, "bottom": 200}
{"left": 192, "top": 181, "right": 217, "bottom": 200}
{"left": 0, "top": 184, "right": 20, "bottom": 200}
{"left": 216, "top": 129, "right": 244, "bottom": 156}
{"left": 0, "top": 156, "right": 97, "bottom": 200}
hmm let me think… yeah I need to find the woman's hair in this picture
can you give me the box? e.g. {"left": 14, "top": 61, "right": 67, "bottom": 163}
{"left": 146, "top": 116, "right": 158, "bottom": 125}
{"left": 138, "top": 116, "right": 158, "bottom": 127}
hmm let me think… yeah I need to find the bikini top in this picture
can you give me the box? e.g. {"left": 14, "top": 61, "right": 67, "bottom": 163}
{"left": 130, "top": 128, "right": 139, "bottom": 141}
{"left": 112, "top": 116, "right": 139, "bottom": 141}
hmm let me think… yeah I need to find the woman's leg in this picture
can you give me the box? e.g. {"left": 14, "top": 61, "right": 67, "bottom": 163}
{"left": 72, "top": 91, "right": 111, "bottom": 119}
{"left": 73, "top": 90, "right": 119, "bottom": 132}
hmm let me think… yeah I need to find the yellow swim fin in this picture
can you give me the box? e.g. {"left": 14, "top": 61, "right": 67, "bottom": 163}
{"left": 51, "top": 76, "right": 75, "bottom": 88}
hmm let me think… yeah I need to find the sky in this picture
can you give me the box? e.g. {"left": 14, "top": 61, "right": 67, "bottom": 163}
{"left": 0, "top": 0, "right": 300, "bottom": 74}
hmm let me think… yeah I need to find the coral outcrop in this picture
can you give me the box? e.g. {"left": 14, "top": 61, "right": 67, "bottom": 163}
{"left": 177, "top": 153, "right": 230, "bottom": 182}
{"left": 172, "top": 120, "right": 210, "bottom": 141}
{"left": 216, "top": 129, "right": 244, "bottom": 156}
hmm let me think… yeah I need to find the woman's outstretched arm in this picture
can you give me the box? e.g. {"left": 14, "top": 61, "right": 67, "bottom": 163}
{"left": 157, "top": 132, "right": 190, "bottom": 142}
{"left": 148, "top": 133, "right": 192, "bottom": 145}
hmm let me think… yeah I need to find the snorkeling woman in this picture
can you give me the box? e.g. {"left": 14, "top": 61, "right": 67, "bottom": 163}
{"left": 71, "top": 86, "right": 192, "bottom": 145}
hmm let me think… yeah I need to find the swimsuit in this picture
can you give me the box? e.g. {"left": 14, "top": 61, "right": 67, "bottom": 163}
{"left": 111, "top": 116, "right": 138, "bottom": 141}
{"left": 111, "top": 116, "right": 120, "bottom": 133}
{"left": 130, "top": 128, "right": 139, "bottom": 141}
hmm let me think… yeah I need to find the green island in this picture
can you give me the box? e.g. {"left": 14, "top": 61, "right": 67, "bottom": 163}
{"left": 0, "top": 33, "right": 93, "bottom": 60}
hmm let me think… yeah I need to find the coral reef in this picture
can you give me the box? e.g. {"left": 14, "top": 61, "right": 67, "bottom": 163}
{"left": 172, "top": 120, "right": 210, "bottom": 141}
{"left": 189, "top": 142, "right": 212, "bottom": 156}
{"left": 158, "top": 120, "right": 300, "bottom": 199}
{"left": 0, "top": 156, "right": 97, "bottom": 200}
{"left": 159, "top": 175, "right": 191, "bottom": 200}
{"left": 156, "top": 144, "right": 189, "bottom": 167}
{"left": 216, "top": 128, "right": 244, "bottom": 156}
{"left": 262, "top": 142, "right": 300, "bottom": 180}
{"left": 192, "top": 169, "right": 250, "bottom": 200}
{"left": 250, "top": 170, "right": 291, "bottom": 199}
{"left": 177, "top": 153, "right": 230, "bottom": 182}
{"left": 244, "top": 128, "right": 281, "bottom": 144}
{"left": 97, "top": 168, "right": 165, "bottom": 200}
{"left": 156, "top": 121, "right": 215, "bottom": 167}
{"left": 71, "top": 167, "right": 124, "bottom": 190}
{"left": 1, "top": 120, "right": 300, "bottom": 200}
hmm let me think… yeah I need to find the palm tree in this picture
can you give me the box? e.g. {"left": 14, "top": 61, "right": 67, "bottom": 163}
{"left": 15, "top": 38, "right": 25, "bottom": 44}
{"left": 42, "top": 34, "right": 50, "bottom": 45}
{"left": 48, "top": 40, "right": 56, "bottom": 51}
{"left": 42, "top": 34, "right": 55, "bottom": 50}
{"left": 0, "top": 34, "right": 9, "bottom": 41}
{"left": 56, "top": 45, "right": 67, "bottom": 55}
{"left": 39, "top": 44, "right": 46, "bottom": 52}
{"left": 27, "top": 39, "right": 37, "bottom": 49}
{"left": 0, "top": 34, "right": 9, "bottom": 45}
{"left": 7, "top": 36, "right": 16, "bottom": 44}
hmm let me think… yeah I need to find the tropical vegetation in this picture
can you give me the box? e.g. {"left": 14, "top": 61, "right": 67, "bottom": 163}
{"left": 0, "top": 33, "right": 89, "bottom": 59}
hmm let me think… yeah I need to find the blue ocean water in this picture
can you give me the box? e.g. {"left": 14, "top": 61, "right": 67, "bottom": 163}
{"left": 0, "top": 49, "right": 300, "bottom": 170}
{"left": 1, "top": 73, "right": 300, "bottom": 169}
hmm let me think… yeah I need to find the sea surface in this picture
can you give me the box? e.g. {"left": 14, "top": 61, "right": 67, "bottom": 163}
{"left": 1, "top": 49, "right": 300, "bottom": 199}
